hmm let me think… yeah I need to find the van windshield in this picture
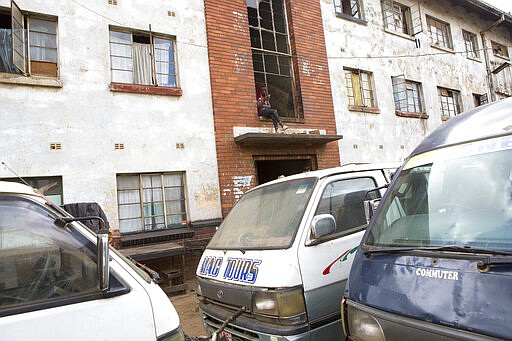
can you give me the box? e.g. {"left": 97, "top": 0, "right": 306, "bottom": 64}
{"left": 367, "top": 135, "right": 512, "bottom": 252}
{"left": 208, "top": 177, "right": 317, "bottom": 249}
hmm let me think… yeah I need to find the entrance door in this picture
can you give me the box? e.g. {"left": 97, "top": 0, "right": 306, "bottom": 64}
{"left": 255, "top": 158, "right": 314, "bottom": 185}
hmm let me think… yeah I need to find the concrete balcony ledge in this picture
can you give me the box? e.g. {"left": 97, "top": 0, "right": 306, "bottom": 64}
{"left": 233, "top": 126, "right": 343, "bottom": 146}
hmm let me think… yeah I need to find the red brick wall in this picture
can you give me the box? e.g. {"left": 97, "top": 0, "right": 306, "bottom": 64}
{"left": 204, "top": 0, "right": 340, "bottom": 217}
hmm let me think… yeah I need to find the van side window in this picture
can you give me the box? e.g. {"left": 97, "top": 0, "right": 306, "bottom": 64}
{"left": 315, "top": 177, "right": 379, "bottom": 235}
{"left": 0, "top": 196, "right": 98, "bottom": 311}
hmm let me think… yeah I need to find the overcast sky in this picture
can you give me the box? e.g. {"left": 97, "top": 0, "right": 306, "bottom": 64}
{"left": 482, "top": 0, "right": 512, "bottom": 13}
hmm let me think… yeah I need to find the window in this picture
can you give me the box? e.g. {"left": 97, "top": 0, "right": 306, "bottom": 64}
{"left": 109, "top": 28, "right": 177, "bottom": 87}
{"left": 1, "top": 176, "right": 63, "bottom": 205}
{"left": 392, "top": 76, "right": 424, "bottom": 115}
{"left": 491, "top": 41, "right": 509, "bottom": 59}
{"left": 463, "top": 30, "right": 479, "bottom": 59}
{"left": 315, "top": 177, "right": 379, "bottom": 235}
{"left": 427, "top": 16, "right": 452, "bottom": 50}
{"left": 438, "top": 87, "right": 461, "bottom": 119}
{"left": 473, "top": 93, "right": 488, "bottom": 107}
{"left": 334, "top": 0, "right": 363, "bottom": 20}
{"left": 116, "top": 173, "right": 187, "bottom": 234}
{"left": 344, "top": 68, "right": 376, "bottom": 108}
{"left": 247, "top": 0, "right": 299, "bottom": 119}
{"left": 0, "top": 2, "right": 58, "bottom": 77}
{"left": 0, "top": 196, "right": 99, "bottom": 311}
{"left": 382, "top": 1, "right": 412, "bottom": 35}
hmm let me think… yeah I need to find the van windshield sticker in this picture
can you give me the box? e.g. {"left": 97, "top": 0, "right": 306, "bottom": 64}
{"left": 199, "top": 256, "right": 262, "bottom": 284}
{"left": 405, "top": 135, "right": 512, "bottom": 170}
{"left": 323, "top": 246, "right": 359, "bottom": 275}
{"left": 416, "top": 267, "right": 460, "bottom": 281}
{"left": 296, "top": 184, "right": 309, "bottom": 194}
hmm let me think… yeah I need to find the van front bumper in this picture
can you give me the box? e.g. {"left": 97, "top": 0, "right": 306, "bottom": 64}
{"left": 199, "top": 302, "right": 310, "bottom": 341}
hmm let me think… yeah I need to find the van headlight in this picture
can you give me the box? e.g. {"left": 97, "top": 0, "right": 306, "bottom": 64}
{"left": 346, "top": 305, "right": 385, "bottom": 341}
{"left": 252, "top": 287, "right": 306, "bottom": 323}
{"left": 157, "top": 326, "right": 186, "bottom": 341}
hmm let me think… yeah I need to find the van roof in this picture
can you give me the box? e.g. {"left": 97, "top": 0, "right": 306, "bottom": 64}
{"left": 256, "top": 162, "right": 400, "bottom": 188}
{"left": 411, "top": 97, "right": 512, "bottom": 157}
{"left": 0, "top": 180, "right": 39, "bottom": 196}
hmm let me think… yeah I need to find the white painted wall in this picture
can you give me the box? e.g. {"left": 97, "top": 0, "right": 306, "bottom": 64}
{"left": 321, "top": 0, "right": 511, "bottom": 164}
{"left": 0, "top": 0, "right": 221, "bottom": 229}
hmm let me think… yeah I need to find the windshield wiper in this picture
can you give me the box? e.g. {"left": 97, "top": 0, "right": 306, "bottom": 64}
{"left": 362, "top": 244, "right": 512, "bottom": 258}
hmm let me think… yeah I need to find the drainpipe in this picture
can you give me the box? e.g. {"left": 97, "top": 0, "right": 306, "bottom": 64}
{"left": 480, "top": 14, "right": 505, "bottom": 103}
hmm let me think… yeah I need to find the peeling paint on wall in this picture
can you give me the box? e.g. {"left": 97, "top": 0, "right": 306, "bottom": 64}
{"left": 195, "top": 184, "right": 220, "bottom": 211}
{"left": 232, "top": 175, "right": 252, "bottom": 200}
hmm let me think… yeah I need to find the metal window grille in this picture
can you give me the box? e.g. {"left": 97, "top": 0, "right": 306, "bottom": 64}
{"left": 427, "top": 16, "right": 452, "bottom": 49}
{"left": 438, "top": 88, "right": 461, "bottom": 118}
{"left": 382, "top": 1, "right": 411, "bottom": 35}
{"left": 463, "top": 30, "right": 479, "bottom": 59}
{"left": 392, "top": 76, "right": 423, "bottom": 113}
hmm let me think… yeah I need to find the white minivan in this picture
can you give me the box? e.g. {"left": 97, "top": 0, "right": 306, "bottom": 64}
{"left": 0, "top": 181, "right": 184, "bottom": 341}
{"left": 196, "top": 163, "right": 398, "bottom": 340}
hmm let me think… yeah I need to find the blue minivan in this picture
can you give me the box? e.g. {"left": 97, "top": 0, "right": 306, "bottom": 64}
{"left": 342, "top": 98, "right": 512, "bottom": 340}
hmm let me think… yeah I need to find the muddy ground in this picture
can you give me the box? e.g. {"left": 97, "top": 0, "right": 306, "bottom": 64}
{"left": 169, "top": 280, "right": 207, "bottom": 338}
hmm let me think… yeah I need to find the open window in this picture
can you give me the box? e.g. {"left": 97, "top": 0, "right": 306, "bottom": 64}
{"left": 381, "top": 1, "right": 422, "bottom": 36}
{"left": 109, "top": 27, "right": 177, "bottom": 88}
{"left": 247, "top": 0, "right": 299, "bottom": 120}
{"left": 392, "top": 75, "right": 425, "bottom": 117}
{"left": 438, "top": 87, "right": 461, "bottom": 120}
{"left": 491, "top": 41, "right": 509, "bottom": 59}
{"left": 0, "top": 1, "right": 58, "bottom": 77}
{"left": 344, "top": 68, "right": 377, "bottom": 111}
{"left": 334, "top": 0, "right": 364, "bottom": 21}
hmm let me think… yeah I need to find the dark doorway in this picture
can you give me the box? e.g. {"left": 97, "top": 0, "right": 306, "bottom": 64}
{"left": 255, "top": 159, "right": 313, "bottom": 185}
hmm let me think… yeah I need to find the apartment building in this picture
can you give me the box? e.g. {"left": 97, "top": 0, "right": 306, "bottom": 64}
{"left": 0, "top": 0, "right": 220, "bottom": 288}
{"left": 321, "top": 0, "right": 512, "bottom": 163}
{"left": 204, "top": 0, "right": 343, "bottom": 216}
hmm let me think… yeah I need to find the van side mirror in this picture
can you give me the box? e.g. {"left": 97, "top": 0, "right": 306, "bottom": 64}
{"left": 364, "top": 199, "right": 381, "bottom": 224}
{"left": 55, "top": 216, "right": 109, "bottom": 291}
{"left": 311, "top": 214, "right": 336, "bottom": 239}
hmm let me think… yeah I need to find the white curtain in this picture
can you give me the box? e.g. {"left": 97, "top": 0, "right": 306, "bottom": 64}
{"left": 132, "top": 42, "right": 152, "bottom": 85}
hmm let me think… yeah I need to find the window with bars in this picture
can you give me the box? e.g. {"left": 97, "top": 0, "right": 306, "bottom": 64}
{"left": 463, "top": 30, "right": 479, "bottom": 59}
{"left": 392, "top": 76, "right": 423, "bottom": 114}
{"left": 344, "top": 68, "right": 375, "bottom": 107}
{"left": 334, "top": 0, "right": 363, "bottom": 20}
{"left": 109, "top": 28, "right": 177, "bottom": 87}
{"left": 0, "top": 1, "right": 58, "bottom": 77}
{"left": 247, "top": 0, "right": 298, "bottom": 119}
{"left": 382, "top": 1, "right": 412, "bottom": 35}
{"left": 427, "top": 16, "right": 452, "bottom": 50}
{"left": 438, "top": 87, "right": 461, "bottom": 119}
{"left": 116, "top": 173, "right": 187, "bottom": 234}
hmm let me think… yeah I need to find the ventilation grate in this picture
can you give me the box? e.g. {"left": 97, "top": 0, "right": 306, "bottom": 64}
{"left": 108, "top": 0, "right": 118, "bottom": 5}
{"left": 50, "top": 143, "right": 62, "bottom": 150}
{"left": 114, "top": 143, "right": 125, "bottom": 150}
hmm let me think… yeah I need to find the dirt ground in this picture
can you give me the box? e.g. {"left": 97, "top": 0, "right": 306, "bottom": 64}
{"left": 169, "top": 280, "right": 208, "bottom": 338}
